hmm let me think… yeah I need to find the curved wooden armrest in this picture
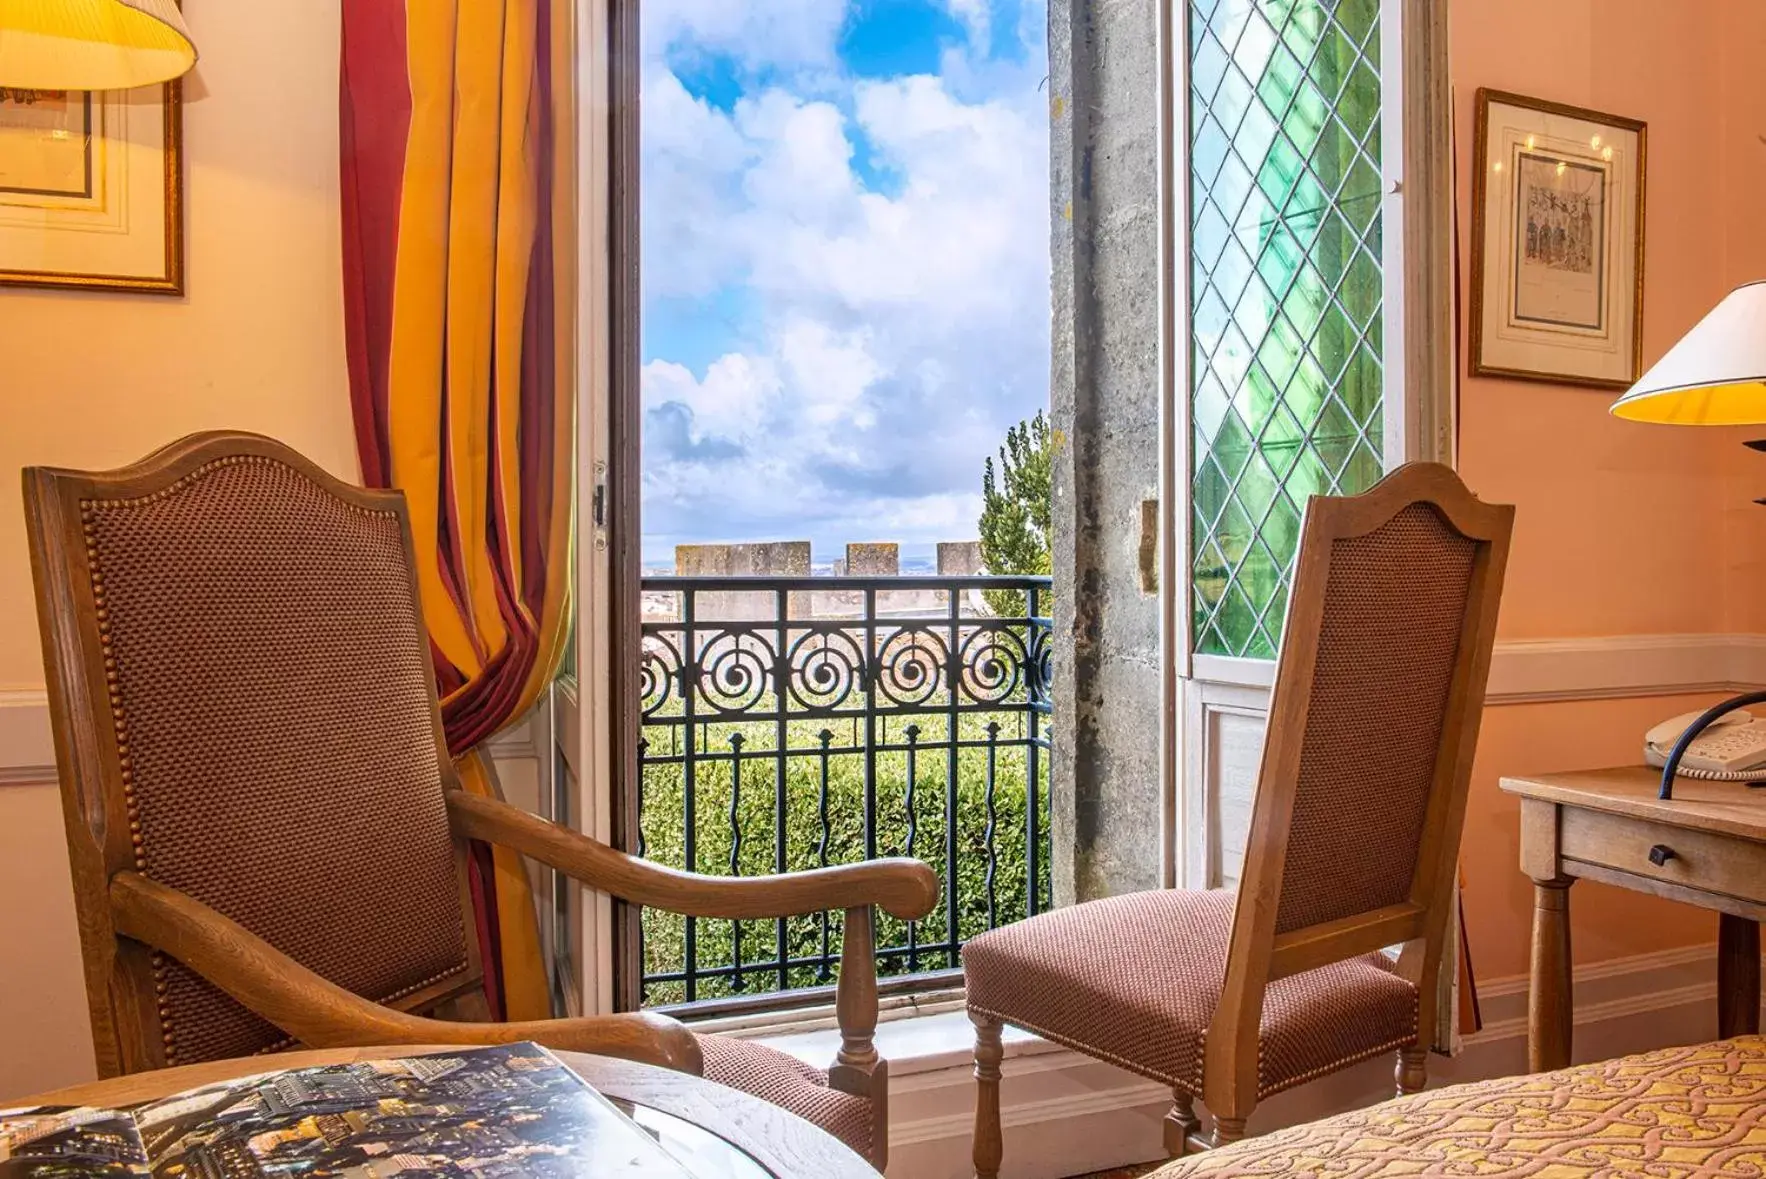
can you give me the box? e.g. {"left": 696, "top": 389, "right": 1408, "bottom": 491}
{"left": 108, "top": 872, "right": 703, "bottom": 1076}
{"left": 447, "top": 790, "right": 939, "bottom": 921}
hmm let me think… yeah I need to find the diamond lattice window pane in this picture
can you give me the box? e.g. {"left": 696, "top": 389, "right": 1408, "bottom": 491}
{"left": 1189, "top": 0, "right": 1385, "bottom": 658}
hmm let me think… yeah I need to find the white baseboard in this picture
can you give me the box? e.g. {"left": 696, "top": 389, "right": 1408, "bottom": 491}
{"left": 875, "top": 942, "right": 1755, "bottom": 1179}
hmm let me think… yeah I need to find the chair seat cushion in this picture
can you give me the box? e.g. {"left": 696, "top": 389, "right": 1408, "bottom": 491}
{"left": 963, "top": 889, "right": 1418, "bottom": 1097}
{"left": 699, "top": 1033, "right": 872, "bottom": 1159}
{"left": 1148, "top": 1036, "right": 1766, "bottom": 1178}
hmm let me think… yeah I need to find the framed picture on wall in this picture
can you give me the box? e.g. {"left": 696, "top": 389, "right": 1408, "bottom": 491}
{"left": 1470, "top": 89, "right": 1646, "bottom": 389}
{"left": 0, "top": 82, "right": 184, "bottom": 295}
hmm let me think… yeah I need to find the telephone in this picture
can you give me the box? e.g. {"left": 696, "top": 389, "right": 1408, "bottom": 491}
{"left": 1645, "top": 709, "right": 1766, "bottom": 781}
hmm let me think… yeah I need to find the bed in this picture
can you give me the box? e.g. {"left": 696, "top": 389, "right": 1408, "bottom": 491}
{"left": 1152, "top": 1036, "right": 1766, "bottom": 1177}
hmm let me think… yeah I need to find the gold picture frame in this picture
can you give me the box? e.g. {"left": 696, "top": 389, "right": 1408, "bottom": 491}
{"left": 1470, "top": 88, "right": 1646, "bottom": 390}
{"left": 0, "top": 81, "right": 184, "bottom": 296}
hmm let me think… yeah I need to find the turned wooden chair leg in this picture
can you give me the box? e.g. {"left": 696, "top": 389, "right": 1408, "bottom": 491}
{"left": 1163, "top": 1091, "right": 1200, "bottom": 1158}
{"left": 1396, "top": 1045, "right": 1429, "bottom": 1095}
{"left": 971, "top": 1011, "right": 1005, "bottom": 1179}
{"left": 1212, "top": 1115, "right": 1247, "bottom": 1147}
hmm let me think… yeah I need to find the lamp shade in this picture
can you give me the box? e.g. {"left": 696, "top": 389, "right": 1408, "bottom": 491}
{"left": 1611, "top": 280, "right": 1766, "bottom": 425}
{"left": 0, "top": 0, "right": 195, "bottom": 91}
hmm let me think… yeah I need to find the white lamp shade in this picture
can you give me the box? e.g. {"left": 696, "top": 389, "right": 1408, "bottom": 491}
{"left": 0, "top": 0, "right": 196, "bottom": 91}
{"left": 1611, "top": 280, "right": 1766, "bottom": 425}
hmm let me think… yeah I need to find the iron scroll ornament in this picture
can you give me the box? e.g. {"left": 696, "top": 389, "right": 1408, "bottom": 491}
{"left": 1655, "top": 688, "right": 1766, "bottom": 800}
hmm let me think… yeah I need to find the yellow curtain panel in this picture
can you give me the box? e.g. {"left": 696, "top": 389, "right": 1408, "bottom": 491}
{"left": 340, "top": 0, "right": 572, "bottom": 1022}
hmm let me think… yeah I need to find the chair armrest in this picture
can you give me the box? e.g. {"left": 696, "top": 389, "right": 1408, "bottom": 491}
{"left": 108, "top": 872, "right": 703, "bottom": 1076}
{"left": 447, "top": 790, "right": 939, "bottom": 921}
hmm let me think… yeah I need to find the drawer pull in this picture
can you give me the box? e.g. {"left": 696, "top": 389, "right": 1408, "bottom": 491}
{"left": 1648, "top": 844, "right": 1677, "bottom": 867}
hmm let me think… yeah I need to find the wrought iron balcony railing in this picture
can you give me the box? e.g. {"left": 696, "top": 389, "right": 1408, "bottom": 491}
{"left": 636, "top": 574, "right": 1053, "bottom": 1012}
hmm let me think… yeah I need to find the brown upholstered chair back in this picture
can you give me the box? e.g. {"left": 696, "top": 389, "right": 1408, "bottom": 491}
{"left": 1220, "top": 462, "right": 1511, "bottom": 1009}
{"left": 25, "top": 433, "right": 482, "bottom": 1077}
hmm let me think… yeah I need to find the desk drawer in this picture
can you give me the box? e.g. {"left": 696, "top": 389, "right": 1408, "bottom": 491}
{"left": 1560, "top": 808, "right": 1766, "bottom": 905}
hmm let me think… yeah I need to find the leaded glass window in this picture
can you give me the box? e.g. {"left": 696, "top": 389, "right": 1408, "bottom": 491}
{"left": 1189, "top": 0, "right": 1386, "bottom": 658}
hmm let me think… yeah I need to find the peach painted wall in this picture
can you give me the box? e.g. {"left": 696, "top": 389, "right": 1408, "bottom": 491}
{"left": 0, "top": 0, "right": 353, "bottom": 1099}
{"left": 1452, "top": 0, "right": 1766, "bottom": 980}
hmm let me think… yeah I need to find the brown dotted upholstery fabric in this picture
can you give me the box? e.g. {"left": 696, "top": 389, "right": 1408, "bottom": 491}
{"left": 963, "top": 889, "right": 1417, "bottom": 1097}
{"left": 1151, "top": 1037, "right": 1766, "bottom": 1178}
{"left": 85, "top": 456, "right": 469, "bottom": 1064}
{"left": 1274, "top": 502, "right": 1477, "bottom": 935}
{"left": 699, "top": 1033, "right": 873, "bottom": 1160}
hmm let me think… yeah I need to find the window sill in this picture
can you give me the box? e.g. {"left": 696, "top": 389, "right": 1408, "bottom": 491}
{"left": 750, "top": 1005, "right": 1061, "bottom": 1078}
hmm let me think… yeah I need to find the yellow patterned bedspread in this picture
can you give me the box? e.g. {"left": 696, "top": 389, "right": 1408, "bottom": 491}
{"left": 1153, "top": 1037, "right": 1766, "bottom": 1177}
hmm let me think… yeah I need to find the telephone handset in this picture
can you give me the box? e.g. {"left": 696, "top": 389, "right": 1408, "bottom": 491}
{"left": 1645, "top": 709, "right": 1766, "bottom": 781}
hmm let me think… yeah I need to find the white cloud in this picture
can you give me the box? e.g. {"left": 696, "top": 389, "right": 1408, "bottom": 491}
{"left": 639, "top": 3, "right": 1051, "bottom": 564}
{"left": 942, "top": 0, "right": 991, "bottom": 50}
{"left": 640, "top": 0, "right": 850, "bottom": 74}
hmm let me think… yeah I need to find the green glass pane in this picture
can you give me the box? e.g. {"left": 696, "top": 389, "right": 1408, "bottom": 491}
{"left": 1215, "top": 582, "right": 1260, "bottom": 658}
{"left": 1306, "top": 298, "right": 1355, "bottom": 383}
{"left": 1260, "top": 401, "right": 1307, "bottom": 480}
{"left": 1337, "top": 59, "right": 1380, "bottom": 141}
{"left": 1341, "top": 342, "right": 1382, "bottom": 426}
{"left": 1193, "top": 195, "right": 1232, "bottom": 271}
{"left": 1285, "top": 446, "right": 1331, "bottom": 506}
{"left": 1311, "top": 396, "right": 1359, "bottom": 482}
{"left": 1254, "top": 131, "right": 1303, "bottom": 211}
{"left": 1235, "top": 447, "right": 1280, "bottom": 526}
{"left": 1229, "top": 98, "right": 1277, "bottom": 184}
{"left": 1251, "top": 312, "right": 1304, "bottom": 412}
{"left": 1255, "top": 42, "right": 1305, "bottom": 123}
{"left": 1193, "top": 284, "right": 1232, "bottom": 357}
{"left": 1253, "top": 579, "right": 1290, "bottom": 656}
{"left": 1278, "top": 75, "right": 1331, "bottom": 160}
{"left": 1257, "top": 222, "right": 1299, "bottom": 307}
{"left": 1212, "top": 237, "right": 1256, "bottom": 311}
{"left": 1191, "top": 27, "right": 1231, "bottom": 104}
{"left": 1193, "top": 111, "right": 1231, "bottom": 188}
{"left": 1335, "top": 0, "right": 1379, "bottom": 45}
{"left": 1342, "top": 439, "right": 1383, "bottom": 494}
{"left": 1261, "top": 491, "right": 1303, "bottom": 568}
{"left": 1193, "top": 448, "right": 1233, "bottom": 533}
{"left": 1212, "top": 151, "right": 1256, "bottom": 230}
{"left": 1194, "top": 366, "right": 1232, "bottom": 447}
{"left": 1304, "top": 109, "right": 1361, "bottom": 194}
{"left": 1189, "top": 0, "right": 1383, "bottom": 657}
{"left": 1339, "top": 245, "right": 1381, "bottom": 330}
{"left": 1210, "top": 408, "right": 1255, "bottom": 484}
{"left": 1340, "top": 155, "right": 1382, "bottom": 234}
{"left": 1204, "top": 0, "right": 1251, "bottom": 42}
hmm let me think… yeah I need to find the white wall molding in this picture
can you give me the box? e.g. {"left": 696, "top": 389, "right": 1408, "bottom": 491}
{"left": 1484, "top": 633, "right": 1766, "bottom": 705}
{"left": 0, "top": 689, "right": 542, "bottom": 785}
{"left": 0, "top": 690, "right": 55, "bottom": 786}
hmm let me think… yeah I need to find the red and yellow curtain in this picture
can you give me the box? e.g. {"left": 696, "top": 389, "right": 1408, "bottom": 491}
{"left": 339, "top": 0, "right": 571, "bottom": 1022}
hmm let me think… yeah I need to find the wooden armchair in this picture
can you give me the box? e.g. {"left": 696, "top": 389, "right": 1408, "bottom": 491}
{"left": 24, "top": 432, "right": 935, "bottom": 1170}
{"left": 962, "top": 463, "right": 1513, "bottom": 1174}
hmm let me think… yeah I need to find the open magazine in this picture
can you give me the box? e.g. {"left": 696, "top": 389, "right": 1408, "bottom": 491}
{"left": 0, "top": 1043, "right": 696, "bottom": 1178}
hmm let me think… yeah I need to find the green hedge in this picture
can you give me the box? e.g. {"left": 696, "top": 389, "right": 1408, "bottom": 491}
{"left": 638, "top": 710, "right": 1051, "bottom": 1006}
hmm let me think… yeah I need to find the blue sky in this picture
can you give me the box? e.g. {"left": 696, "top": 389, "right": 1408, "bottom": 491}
{"left": 638, "top": 0, "right": 1051, "bottom": 567}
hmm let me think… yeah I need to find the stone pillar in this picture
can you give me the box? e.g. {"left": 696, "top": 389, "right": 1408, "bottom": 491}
{"left": 844, "top": 542, "right": 899, "bottom": 576}
{"left": 674, "top": 541, "right": 812, "bottom": 622}
{"left": 937, "top": 541, "right": 982, "bottom": 576}
{"left": 1048, "top": 0, "right": 1164, "bottom": 904}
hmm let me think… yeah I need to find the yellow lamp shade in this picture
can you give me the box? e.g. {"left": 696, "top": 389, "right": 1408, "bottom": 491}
{"left": 0, "top": 0, "right": 196, "bottom": 91}
{"left": 1611, "top": 280, "right": 1766, "bottom": 425}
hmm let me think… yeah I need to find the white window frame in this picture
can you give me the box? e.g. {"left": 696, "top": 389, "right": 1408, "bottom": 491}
{"left": 1158, "top": 0, "right": 1456, "bottom": 889}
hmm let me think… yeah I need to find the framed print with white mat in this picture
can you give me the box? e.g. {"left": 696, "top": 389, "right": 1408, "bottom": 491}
{"left": 0, "top": 81, "right": 183, "bottom": 295}
{"left": 1470, "top": 88, "right": 1645, "bottom": 389}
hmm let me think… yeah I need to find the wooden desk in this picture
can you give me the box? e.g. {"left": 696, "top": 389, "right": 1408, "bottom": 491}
{"left": 21, "top": 1045, "right": 877, "bottom": 1179}
{"left": 1501, "top": 768, "right": 1766, "bottom": 1072}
